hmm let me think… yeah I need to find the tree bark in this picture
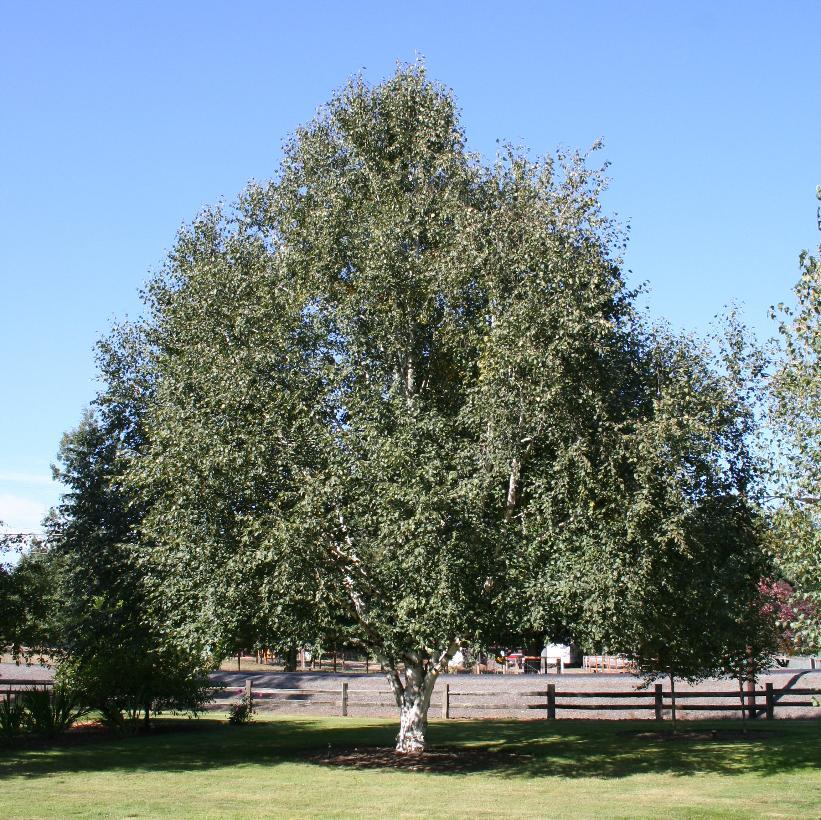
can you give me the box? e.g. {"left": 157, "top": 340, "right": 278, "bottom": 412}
{"left": 669, "top": 669, "right": 677, "bottom": 734}
{"left": 745, "top": 646, "right": 756, "bottom": 721}
{"left": 504, "top": 456, "right": 522, "bottom": 522}
{"left": 738, "top": 675, "right": 748, "bottom": 734}
{"left": 386, "top": 645, "right": 456, "bottom": 753}
{"left": 283, "top": 644, "right": 298, "bottom": 673}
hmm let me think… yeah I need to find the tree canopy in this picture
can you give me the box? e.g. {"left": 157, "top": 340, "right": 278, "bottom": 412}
{"left": 43, "top": 410, "right": 210, "bottom": 730}
{"left": 84, "top": 64, "right": 774, "bottom": 751}
{"left": 0, "top": 530, "right": 55, "bottom": 661}
{"left": 769, "top": 245, "right": 820, "bottom": 653}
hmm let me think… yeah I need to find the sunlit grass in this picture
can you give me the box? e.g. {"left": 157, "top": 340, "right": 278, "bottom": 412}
{"left": 1, "top": 715, "right": 819, "bottom": 818}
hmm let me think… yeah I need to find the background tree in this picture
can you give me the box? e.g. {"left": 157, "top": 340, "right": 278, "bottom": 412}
{"left": 769, "top": 247, "right": 820, "bottom": 654}
{"left": 114, "top": 64, "right": 772, "bottom": 751}
{"left": 45, "top": 410, "right": 210, "bottom": 730}
{"left": 578, "top": 325, "right": 776, "bottom": 729}
{"left": 0, "top": 530, "right": 56, "bottom": 662}
{"left": 720, "top": 579, "right": 780, "bottom": 728}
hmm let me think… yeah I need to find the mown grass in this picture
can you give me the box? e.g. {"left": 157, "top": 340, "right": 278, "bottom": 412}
{"left": 1, "top": 715, "right": 819, "bottom": 818}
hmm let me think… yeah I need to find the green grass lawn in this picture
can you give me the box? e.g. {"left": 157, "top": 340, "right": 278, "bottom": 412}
{"left": 1, "top": 715, "right": 819, "bottom": 819}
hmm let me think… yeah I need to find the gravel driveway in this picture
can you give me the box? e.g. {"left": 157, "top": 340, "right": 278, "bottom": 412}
{"left": 4, "top": 661, "right": 816, "bottom": 721}
{"left": 209, "top": 668, "right": 821, "bottom": 721}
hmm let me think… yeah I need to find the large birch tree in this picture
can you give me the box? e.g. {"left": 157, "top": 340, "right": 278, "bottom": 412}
{"left": 114, "top": 65, "right": 768, "bottom": 751}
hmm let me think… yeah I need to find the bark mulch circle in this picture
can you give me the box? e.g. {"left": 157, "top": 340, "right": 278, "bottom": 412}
{"left": 309, "top": 746, "right": 531, "bottom": 773}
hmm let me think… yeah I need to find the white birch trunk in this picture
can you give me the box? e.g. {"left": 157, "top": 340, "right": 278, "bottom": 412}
{"left": 504, "top": 455, "right": 522, "bottom": 522}
{"left": 386, "top": 644, "right": 456, "bottom": 753}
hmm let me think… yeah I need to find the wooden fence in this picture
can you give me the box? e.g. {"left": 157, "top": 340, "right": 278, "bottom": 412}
{"left": 0, "top": 678, "right": 53, "bottom": 691}
{"left": 4, "top": 677, "right": 815, "bottom": 721}
{"left": 211, "top": 680, "right": 820, "bottom": 721}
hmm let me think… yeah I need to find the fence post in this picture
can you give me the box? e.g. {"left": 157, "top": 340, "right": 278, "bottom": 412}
{"left": 557, "top": 657, "right": 563, "bottom": 675}
{"left": 244, "top": 679, "right": 252, "bottom": 706}
{"left": 765, "top": 682, "right": 774, "bottom": 720}
{"left": 341, "top": 681, "right": 348, "bottom": 717}
{"left": 654, "top": 684, "right": 663, "bottom": 721}
{"left": 441, "top": 683, "right": 450, "bottom": 719}
{"left": 547, "top": 683, "right": 556, "bottom": 719}
{"left": 745, "top": 681, "right": 757, "bottom": 720}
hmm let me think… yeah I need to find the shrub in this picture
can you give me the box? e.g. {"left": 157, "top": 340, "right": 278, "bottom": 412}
{"left": 22, "top": 686, "right": 86, "bottom": 738}
{"left": 0, "top": 692, "right": 26, "bottom": 742}
{"left": 227, "top": 695, "right": 254, "bottom": 725}
{"left": 56, "top": 649, "right": 212, "bottom": 734}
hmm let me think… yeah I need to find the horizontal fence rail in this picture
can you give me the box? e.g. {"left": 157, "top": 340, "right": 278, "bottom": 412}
{"left": 205, "top": 680, "right": 821, "bottom": 721}
{"left": 0, "top": 679, "right": 54, "bottom": 689}
{"left": 4, "top": 677, "right": 816, "bottom": 721}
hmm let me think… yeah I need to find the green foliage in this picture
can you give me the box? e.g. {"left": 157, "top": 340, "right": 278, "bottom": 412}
{"left": 91, "top": 64, "right": 770, "bottom": 746}
{"left": 45, "top": 411, "right": 212, "bottom": 731}
{"left": 0, "top": 687, "right": 86, "bottom": 743}
{"left": 21, "top": 686, "right": 86, "bottom": 739}
{"left": 769, "top": 248, "right": 821, "bottom": 653}
{"left": 607, "top": 318, "right": 777, "bottom": 684}
{"left": 0, "top": 693, "right": 26, "bottom": 742}
{"left": 227, "top": 695, "right": 254, "bottom": 726}
{"left": 624, "top": 498, "right": 774, "bottom": 685}
{"left": 0, "top": 532, "right": 57, "bottom": 661}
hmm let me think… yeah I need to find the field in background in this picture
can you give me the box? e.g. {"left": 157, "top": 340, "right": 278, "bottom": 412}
{"left": 1, "top": 715, "right": 819, "bottom": 818}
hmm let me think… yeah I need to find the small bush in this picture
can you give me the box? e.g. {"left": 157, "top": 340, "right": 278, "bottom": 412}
{"left": 22, "top": 687, "right": 86, "bottom": 738}
{"left": 56, "top": 649, "right": 213, "bottom": 734}
{"left": 0, "top": 692, "right": 26, "bottom": 742}
{"left": 96, "top": 698, "right": 146, "bottom": 734}
{"left": 228, "top": 695, "right": 254, "bottom": 725}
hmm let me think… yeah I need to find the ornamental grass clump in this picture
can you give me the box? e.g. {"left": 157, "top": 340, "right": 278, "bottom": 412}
{"left": 0, "top": 692, "right": 26, "bottom": 743}
{"left": 22, "top": 686, "right": 87, "bottom": 739}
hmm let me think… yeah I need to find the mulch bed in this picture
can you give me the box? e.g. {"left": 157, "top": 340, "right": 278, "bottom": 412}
{"left": 308, "top": 746, "right": 531, "bottom": 773}
{"left": 3, "top": 719, "right": 214, "bottom": 750}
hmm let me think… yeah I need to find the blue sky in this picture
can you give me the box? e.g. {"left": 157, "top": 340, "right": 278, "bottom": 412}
{"left": 1, "top": 1, "right": 819, "bottom": 534}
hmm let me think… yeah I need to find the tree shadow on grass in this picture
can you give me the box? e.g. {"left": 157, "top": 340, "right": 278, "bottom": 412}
{"left": 424, "top": 719, "right": 821, "bottom": 780}
{"left": 1, "top": 717, "right": 818, "bottom": 781}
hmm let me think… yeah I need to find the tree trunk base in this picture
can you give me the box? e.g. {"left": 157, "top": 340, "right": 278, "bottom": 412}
{"left": 283, "top": 645, "right": 298, "bottom": 673}
{"left": 396, "top": 703, "right": 428, "bottom": 753}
